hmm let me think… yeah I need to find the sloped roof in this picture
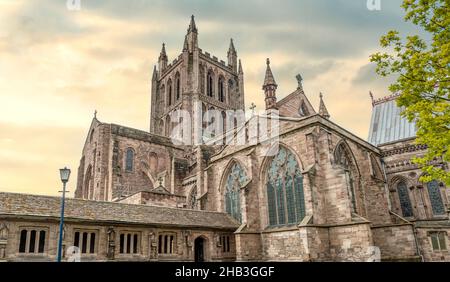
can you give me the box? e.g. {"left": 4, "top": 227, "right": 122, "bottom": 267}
{"left": 368, "top": 95, "right": 416, "bottom": 146}
{"left": 0, "top": 192, "right": 239, "bottom": 230}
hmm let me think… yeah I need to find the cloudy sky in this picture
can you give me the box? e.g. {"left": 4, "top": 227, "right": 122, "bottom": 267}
{"left": 0, "top": 0, "right": 424, "bottom": 196}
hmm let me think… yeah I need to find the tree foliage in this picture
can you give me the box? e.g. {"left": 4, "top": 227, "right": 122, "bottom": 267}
{"left": 370, "top": 0, "right": 450, "bottom": 185}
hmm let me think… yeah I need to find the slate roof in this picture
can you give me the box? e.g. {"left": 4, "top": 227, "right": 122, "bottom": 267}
{"left": 0, "top": 192, "right": 239, "bottom": 230}
{"left": 368, "top": 94, "right": 416, "bottom": 146}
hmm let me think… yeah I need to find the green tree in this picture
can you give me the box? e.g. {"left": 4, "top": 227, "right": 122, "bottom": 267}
{"left": 370, "top": 0, "right": 450, "bottom": 185}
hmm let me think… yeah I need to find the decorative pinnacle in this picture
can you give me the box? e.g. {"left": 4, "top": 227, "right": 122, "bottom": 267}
{"left": 318, "top": 92, "right": 330, "bottom": 119}
{"left": 263, "top": 58, "right": 277, "bottom": 88}
{"left": 188, "top": 15, "right": 197, "bottom": 33}
{"left": 229, "top": 38, "right": 236, "bottom": 53}
{"left": 94, "top": 110, "right": 97, "bottom": 119}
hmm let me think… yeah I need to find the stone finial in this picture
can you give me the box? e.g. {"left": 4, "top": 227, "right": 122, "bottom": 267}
{"left": 318, "top": 92, "right": 330, "bottom": 119}
{"left": 94, "top": 110, "right": 97, "bottom": 119}
{"left": 369, "top": 91, "right": 375, "bottom": 107}
{"left": 296, "top": 74, "right": 303, "bottom": 90}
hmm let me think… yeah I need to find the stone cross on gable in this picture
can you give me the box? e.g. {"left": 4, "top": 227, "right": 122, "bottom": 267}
{"left": 296, "top": 74, "right": 303, "bottom": 89}
{"left": 250, "top": 103, "right": 256, "bottom": 116}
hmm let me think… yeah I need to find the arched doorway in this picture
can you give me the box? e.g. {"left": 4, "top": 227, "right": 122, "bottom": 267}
{"left": 194, "top": 237, "right": 205, "bottom": 262}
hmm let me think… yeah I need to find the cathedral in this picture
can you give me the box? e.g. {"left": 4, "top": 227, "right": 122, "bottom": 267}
{"left": 0, "top": 16, "right": 449, "bottom": 262}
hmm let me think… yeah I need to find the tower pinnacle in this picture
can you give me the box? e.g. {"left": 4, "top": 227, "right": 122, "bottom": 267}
{"left": 188, "top": 15, "right": 197, "bottom": 33}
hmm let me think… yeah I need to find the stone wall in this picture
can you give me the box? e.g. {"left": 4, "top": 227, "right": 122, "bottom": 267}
{"left": 371, "top": 223, "right": 419, "bottom": 261}
{"left": 261, "top": 228, "right": 308, "bottom": 261}
{"left": 328, "top": 223, "right": 374, "bottom": 262}
{"left": 117, "top": 191, "right": 186, "bottom": 208}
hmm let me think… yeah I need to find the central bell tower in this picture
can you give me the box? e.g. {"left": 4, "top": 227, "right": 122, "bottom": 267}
{"left": 149, "top": 16, "right": 245, "bottom": 145}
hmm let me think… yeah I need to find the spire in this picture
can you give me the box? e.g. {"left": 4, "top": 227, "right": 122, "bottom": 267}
{"left": 318, "top": 92, "right": 330, "bottom": 119}
{"left": 188, "top": 15, "right": 197, "bottom": 33}
{"left": 262, "top": 58, "right": 278, "bottom": 110}
{"left": 238, "top": 59, "right": 243, "bottom": 74}
{"left": 263, "top": 58, "right": 277, "bottom": 88}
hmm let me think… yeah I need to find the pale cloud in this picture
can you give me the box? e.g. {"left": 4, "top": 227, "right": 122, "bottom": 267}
{"left": 0, "top": 0, "right": 420, "bottom": 196}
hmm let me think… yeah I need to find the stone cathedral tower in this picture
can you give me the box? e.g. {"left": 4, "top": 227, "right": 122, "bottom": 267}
{"left": 149, "top": 16, "right": 245, "bottom": 145}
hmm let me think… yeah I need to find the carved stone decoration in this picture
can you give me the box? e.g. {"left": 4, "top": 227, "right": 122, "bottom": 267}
{"left": 107, "top": 227, "right": 116, "bottom": 260}
{"left": 149, "top": 231, "right": 158, "bottom": 260}
{"left": 0, "top": 223, "right": 8, "bottom": 240}
{"left": 0, "top": 222, "right": 8, "bottom": 259}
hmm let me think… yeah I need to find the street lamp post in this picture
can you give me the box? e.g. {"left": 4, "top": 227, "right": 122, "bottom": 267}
{"left": 57, "top": 167, "right": 71, "bottom": 262}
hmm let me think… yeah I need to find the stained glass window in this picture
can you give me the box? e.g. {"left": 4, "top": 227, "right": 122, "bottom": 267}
{"left": 125, "top": 148, "right": 134, "bottom": 172}
{"left": 224, "top": 163, "right": 247, "bottom": 222}
{"left": 266, "top": 147, "right": 305, "bottom": 226}
{"left": 397, "top": 181, "right": 413, "bottom": 217}
{"left": 427, "top": 180, "right": 445, "bottom": 215}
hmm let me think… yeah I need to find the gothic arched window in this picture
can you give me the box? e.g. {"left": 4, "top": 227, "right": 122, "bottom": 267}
{"left": 228, "top": 79, "right": 234, "bottom": 102}
{"left": 334, "top": 142, "right": 357, "bottom": 213}
{"left": 125, "top": 148, "right": 134, "bottom": 172}
{"left": 397, "top": 181, "right": 413, "bottom": 217}
{"left": 167, "top": 79, "right": 173, "bottom": 106}
{"left": 207, "top": 71, "right": 214, "bottom": 97}
{"left": 427, "top": 180, "right": 445, "bottom": 215}
{"left": 224, "top": 163, "right": 247, "bottom": 222}
{"left": 188, "top": 186, "right": 198, "bottom": 209}
{"left": 175, "top": 73, "right": 181, "bottom": 100}
{"left": 218, "top": 76, "right": 225, "bottom": 102}
{"left": 266, "top": 147, "right": 305, "bottom": 226}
